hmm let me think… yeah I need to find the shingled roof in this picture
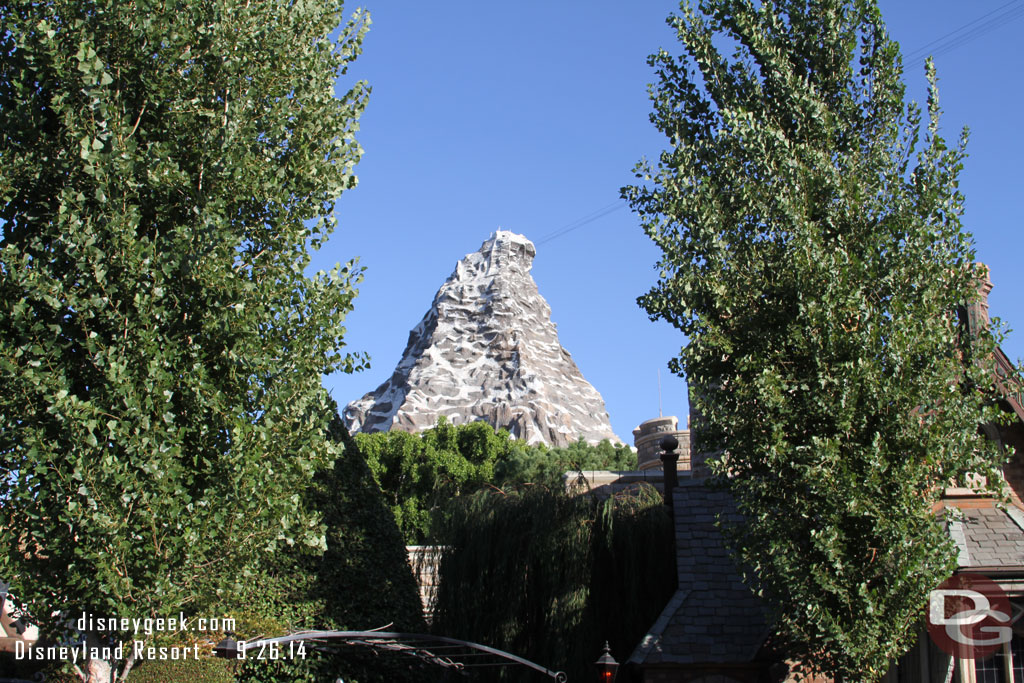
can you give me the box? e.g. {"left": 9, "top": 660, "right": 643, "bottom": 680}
{"left": 949, "top": 505, "right": 1024, "bottom": 570}
{"left": 629, "top": 479, "right": 770, "bottom": 667}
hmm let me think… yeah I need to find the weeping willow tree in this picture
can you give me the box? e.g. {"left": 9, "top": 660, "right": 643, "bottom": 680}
{"left": 431, "top": 485, "right": 675, "bottom": 681}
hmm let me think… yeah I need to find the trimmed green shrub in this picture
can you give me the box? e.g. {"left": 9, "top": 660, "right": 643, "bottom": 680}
{"left": 126, "top": 657, "right": 234, "bottom": 683}
{"left": 224, "top": 409, "right": 428, "bottom": 683}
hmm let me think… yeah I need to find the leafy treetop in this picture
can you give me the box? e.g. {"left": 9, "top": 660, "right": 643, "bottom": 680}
{"left": 0, "top": 0, "right": 370, "bottom": 659}
{"left": 624, "top": 0, "right": 1012, "bottom": 680}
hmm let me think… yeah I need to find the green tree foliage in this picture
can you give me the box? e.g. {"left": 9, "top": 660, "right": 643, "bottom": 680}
{"left": 356, "top": 419, "right": 635, "bottom": 543}
{"left": 213, "top": 410, "right": 427, "bottom": 683}
{"left": 431, "top": 486, "right": 675, "bottom": 682}
{"left": 356, "top": 419, "right": 502, "bottom": 544}
{"left": 624, "top": 1, "right": 1011, "bottom": 679}
{"left": 494, "top": 436, "right": 636, "bottom": 489}
{"left": 0, "top": 0, "right": 369, "bottom": 675}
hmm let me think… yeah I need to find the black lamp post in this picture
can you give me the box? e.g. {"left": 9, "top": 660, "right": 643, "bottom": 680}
{"left": 595, "top": 641, "right": 619, "bottom": 682}
{"left": 659, "top": 434, "right": 679, "bottom": 512}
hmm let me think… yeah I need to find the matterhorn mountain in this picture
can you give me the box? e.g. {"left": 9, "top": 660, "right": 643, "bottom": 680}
{"left": 343, "top": 231, "right": 622, "bottom": 447}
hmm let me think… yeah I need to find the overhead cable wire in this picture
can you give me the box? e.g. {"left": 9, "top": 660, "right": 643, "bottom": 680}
{"left": 904, "top": 0, "right": 1024, "bottom": 69}
{"left": 533, "top": 201, "right": 626, "bottom": 246}
{"left": 535, "top": 4, "right": 1024, "bottom": 249}
{"left": 904, "top": 0, "right": 1022, "bottom": 61}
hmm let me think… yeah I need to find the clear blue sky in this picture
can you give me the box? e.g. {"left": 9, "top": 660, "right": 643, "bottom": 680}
{"left": 316, "top": 1, "right": 1024, "bottom": 444}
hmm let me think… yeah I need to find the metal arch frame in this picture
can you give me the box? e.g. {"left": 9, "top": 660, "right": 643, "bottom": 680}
{"left": 230, "top": 630, "right": 568, "bottom": 681}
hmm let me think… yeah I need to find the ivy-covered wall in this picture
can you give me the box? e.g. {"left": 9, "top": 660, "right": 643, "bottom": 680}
{"left": 430, "top": 485, "right": 675, "bottom": 682}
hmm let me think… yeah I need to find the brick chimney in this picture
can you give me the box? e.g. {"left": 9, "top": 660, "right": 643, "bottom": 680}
{"left": 968, "top": 263, "right": 993, "bottom": 335}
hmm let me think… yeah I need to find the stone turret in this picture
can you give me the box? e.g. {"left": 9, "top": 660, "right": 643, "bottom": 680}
{"left": 633, "top": 416, "right": 691, "bottom": 471}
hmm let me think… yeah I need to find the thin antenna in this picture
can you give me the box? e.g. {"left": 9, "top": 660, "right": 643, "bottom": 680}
{"left": 658, "top": 369, "right": 663, "bottom": 417}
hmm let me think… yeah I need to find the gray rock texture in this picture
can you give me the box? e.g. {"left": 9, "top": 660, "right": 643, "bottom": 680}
{"left": 343, "top": 231, "right": 621, "bottom": 446}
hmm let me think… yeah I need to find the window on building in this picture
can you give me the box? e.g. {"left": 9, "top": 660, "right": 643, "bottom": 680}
{"left": 975, "top": 650, "right": 1007, "bottom": 683}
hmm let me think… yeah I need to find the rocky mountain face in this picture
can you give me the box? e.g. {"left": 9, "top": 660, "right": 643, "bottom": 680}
{"left": 343, "top": 231, "right": 621, "bottom": 447}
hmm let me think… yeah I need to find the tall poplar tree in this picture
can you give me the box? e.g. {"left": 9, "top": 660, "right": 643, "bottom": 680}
{"left": 624, "top": 1, "right": 1012, "bottom": 679}
{"left": 1, "top": 0, "right": 369, "bottom": 679}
